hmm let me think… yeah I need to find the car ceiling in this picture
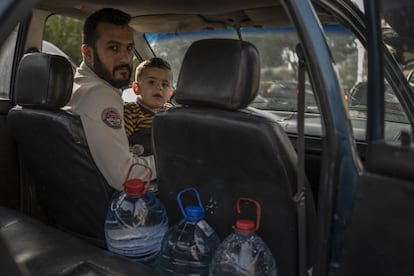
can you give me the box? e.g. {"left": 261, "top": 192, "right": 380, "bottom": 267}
{"left": 35, "top": 0, "right": 335, "bottom": 33}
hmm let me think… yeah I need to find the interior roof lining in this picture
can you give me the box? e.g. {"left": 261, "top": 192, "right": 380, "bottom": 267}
{"left": 35, "top": 0, "right": 337, "bottom": 33}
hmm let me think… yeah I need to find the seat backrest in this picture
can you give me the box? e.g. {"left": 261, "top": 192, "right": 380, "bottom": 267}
{"left": 153, "top": 39, "right": 316, "bottom": 276}
{"left": 7, "top": 53, "right": 115, "bottom": 246}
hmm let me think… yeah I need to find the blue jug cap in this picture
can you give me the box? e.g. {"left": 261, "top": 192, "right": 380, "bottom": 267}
{"left": 184, "top": 205, "right": 205, "bottom": 221}
{"left": 177, "top": 188, "right": 205, "bottom": 222}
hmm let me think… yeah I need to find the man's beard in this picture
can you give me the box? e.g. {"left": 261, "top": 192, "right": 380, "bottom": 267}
{"left": 92, "top": 50, "right": 131, "bottom": 89}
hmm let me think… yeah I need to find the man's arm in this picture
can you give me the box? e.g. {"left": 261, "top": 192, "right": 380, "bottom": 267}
{"left": 71, "top": 86, "right": 157, "bottom": 190}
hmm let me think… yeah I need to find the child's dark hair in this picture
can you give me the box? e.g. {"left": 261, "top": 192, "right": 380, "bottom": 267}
{"left": 135, "top": 57, "right": 172, "bottom": 80}
{"left": 83, "top": 8, "right": 131, "bottom": 47}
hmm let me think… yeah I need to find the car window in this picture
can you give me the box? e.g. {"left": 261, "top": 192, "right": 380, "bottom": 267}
{"left": 43, "top": 15, "right": 83, "bottom": 67}
{"left": 0, "top": 26, "right": 18, "bottom": 99}
{"left": 333, "top": 40, "right": 410, "bottom": 141}
{"left": 146, "top": 29, "right": 238, "bottom": 88}
{"left": 146, "top": 27, "right": 315, "bottom": 113}
{"left": 147, "top": 24, "right": 412, "bottom": 141}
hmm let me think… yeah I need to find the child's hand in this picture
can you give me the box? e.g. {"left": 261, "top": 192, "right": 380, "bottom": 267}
{"left": 130, "top": 144, "right": 145, "bottom": 156}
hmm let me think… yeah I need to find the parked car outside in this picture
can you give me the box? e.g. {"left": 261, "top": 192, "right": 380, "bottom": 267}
{"left": 348, "top": 81, "right": 408, "bottom": 124}
{"left": 261, "top": 80, "right": 317, "bottom": 111}
{"left": 349, "top": 81, "right": 402, "bottom": 111}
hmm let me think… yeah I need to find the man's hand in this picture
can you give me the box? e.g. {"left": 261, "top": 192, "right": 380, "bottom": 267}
{"left": 130, "top": 144, "right": 145, "bottom": 156}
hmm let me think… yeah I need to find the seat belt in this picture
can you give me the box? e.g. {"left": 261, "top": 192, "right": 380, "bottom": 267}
{"left": 295, "top": 43, "right": 308, "bottom": 276}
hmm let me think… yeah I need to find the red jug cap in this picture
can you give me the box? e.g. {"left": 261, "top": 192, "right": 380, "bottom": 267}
{"left": 124, "top": 179, "right": 145, "bottom": 197}
{"left": 234, "top": 219, "right": 256, "bottom": 234}
{"left": 122, "top": 163, "right": 152, "bottom": 197}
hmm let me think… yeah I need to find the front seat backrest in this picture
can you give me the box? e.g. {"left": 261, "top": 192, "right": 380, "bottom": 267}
{"left": 7, "top": 53, "right": 115, "bottom": 246}
{"left": 152, "top": 39, "right": 316, "bottom": 276}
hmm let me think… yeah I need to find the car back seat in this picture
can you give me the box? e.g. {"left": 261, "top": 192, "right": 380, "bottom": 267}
{"left": 0, "top": 206, "right": 159, "bottom": 276}
{"left": 7, "top": 53, "right": 115, "bottom": 247}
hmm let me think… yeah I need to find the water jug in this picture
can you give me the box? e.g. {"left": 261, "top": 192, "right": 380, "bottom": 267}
{"left": 104, "top": 163, "right": 168, "bottom": 268}
{"left": 159, "top": 187, "right": 220, "bottom": 275}
{"left": 210, "top": 198, "right": 277, "bottom": 276}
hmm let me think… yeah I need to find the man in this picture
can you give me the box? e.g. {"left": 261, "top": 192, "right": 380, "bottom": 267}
{"left": 68, "top": 8, "right": 156, "bottom": 190}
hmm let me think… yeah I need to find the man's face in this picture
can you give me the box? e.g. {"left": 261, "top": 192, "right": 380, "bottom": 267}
{"left": 88, "top": 22, "right": 134, "bottom": 89}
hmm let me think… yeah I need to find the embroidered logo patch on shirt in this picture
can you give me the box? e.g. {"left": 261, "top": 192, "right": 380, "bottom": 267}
{"left": 101, "top": 107, "right": 122, "bottom": 129}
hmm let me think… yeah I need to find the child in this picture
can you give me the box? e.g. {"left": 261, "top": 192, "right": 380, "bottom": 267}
{"left": 124, "top": 57, "right": 174, "bottom": 156}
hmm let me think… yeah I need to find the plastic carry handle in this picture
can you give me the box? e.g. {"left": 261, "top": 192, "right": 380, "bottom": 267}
{"left": 123, "top": 162, "right": 153, "bottom": 195}
{"left": 177, "top": 187, "right": 204, "bottom": 220}
{"left": 236, "top": 197, "right": 262, "bottom": 232}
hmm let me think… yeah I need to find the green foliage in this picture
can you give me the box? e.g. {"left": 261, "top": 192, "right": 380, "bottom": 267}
{"left": 44, "top": 15, "right": 83, "bottom": 66}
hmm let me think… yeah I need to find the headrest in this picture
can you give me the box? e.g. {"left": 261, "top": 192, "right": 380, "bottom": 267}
{"left": 14, "top": 53, "right": 73, "bottom": 109}
{"left": 175, "top": 39, "right": 260, "bottom": 110}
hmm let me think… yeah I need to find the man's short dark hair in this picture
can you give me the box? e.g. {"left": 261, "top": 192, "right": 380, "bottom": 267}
{"left": 83, "top": 8, "right": 131, "bottom": 47}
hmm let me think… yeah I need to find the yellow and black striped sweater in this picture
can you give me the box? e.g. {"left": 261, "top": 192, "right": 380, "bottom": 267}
{"left": 124, "top": 101, "right": 172, "bottom": 156}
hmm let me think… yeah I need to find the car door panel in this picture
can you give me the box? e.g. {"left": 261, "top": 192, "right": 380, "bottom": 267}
{"left": 339, "top": 142, "right": 414, "bottom": 276}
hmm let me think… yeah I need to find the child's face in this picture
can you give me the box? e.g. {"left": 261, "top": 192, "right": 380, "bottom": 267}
{"left": 135, "top": 67, "right": 173, "bottom": 109}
